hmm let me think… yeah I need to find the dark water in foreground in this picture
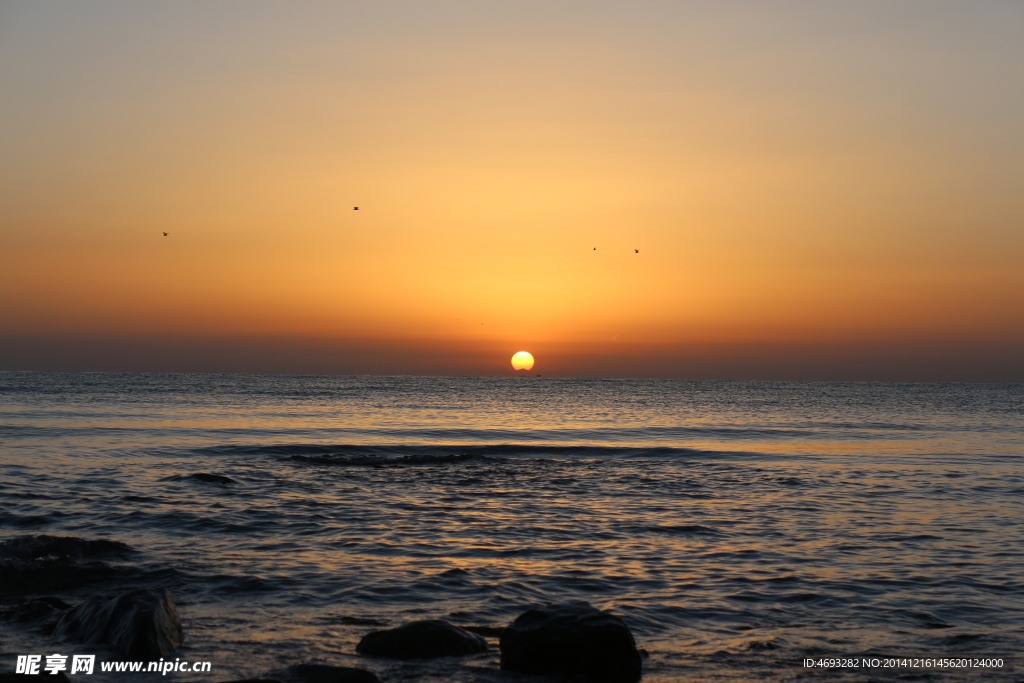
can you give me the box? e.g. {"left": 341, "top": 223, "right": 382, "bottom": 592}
{"left": 1, "top": 372, "right": 1022, "bottom": 681}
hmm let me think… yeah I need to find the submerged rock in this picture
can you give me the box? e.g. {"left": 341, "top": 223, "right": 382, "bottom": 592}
{"left": 287, "top": 664, "right": 380, "bottom": 683}
{"left": 500, "top": 603, "right": 642, "bottom": 682}
{"left": 337, "top": 616, "right": 386, "bottom": 626}
{"left": 54, "top": 588, "right": 183, "bottom": 659}
{"left": 356, "top": 619, "right": 488, "bottom": 659}
{"left": 0, "top": 535, "right": 132, "bottom": 561}
{"left": 187, "top": 472, "right": 236, "bottom": 484}
{"left": 1, "top": 596, "right": 71, "bottom": 626}
{"left": 0, "top": 535, "right": 135, "bottom": 594}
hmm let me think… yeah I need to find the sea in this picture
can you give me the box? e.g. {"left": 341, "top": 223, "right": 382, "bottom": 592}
{"left": 1, "top": 372, "right": 1021, "bottom": 682}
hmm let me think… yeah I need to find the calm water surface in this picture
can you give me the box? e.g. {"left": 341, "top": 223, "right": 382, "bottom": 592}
{"left": 1, "top": 373, "right": 1022, "bottom": 681}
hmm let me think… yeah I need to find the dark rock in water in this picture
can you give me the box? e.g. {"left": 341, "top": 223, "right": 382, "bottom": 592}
{"left": 356, "top": 619, "right": 488, "bottom": 659}
{"left": 0, "top": 535, "right": 135, "bottom": 594}
{"left": 1, "top": 596, "right": 71, "bottom": 625}
{"left": 1, "top": 597, "right": 70, "bottom": 635}
{"left": 188, "top": 472, "right": 236, "bottom": 484}
{"left": 54, "top": 588, "right": 183, "bottom": 659}
{"left": 0, "top": 535, "right": 132, "bottom": 562}
{"left": 337, "top": 615, "right": 386, "bottom": 626}
{"left": 500, "top": 603, "right": 642, "bottom": 682}
{"left": 287, "top": 664, "right": 380, "bottom": 683}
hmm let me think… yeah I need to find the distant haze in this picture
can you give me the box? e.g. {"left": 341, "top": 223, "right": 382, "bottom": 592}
{"left": 1, "top": 2, "right": 1022, "bottom": 381}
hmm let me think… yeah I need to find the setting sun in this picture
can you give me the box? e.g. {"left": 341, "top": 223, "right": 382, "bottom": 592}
{"left": 511, "top": 351, "right": 535, "bottom": 371}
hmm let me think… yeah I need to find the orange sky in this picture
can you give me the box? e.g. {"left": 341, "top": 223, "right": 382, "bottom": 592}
{"left": 1, "top": 2, "right": 1022, "bottom": 379}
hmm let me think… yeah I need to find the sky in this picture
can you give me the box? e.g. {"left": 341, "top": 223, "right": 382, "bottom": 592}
{"left": 1, "top": 1, "right": 1022, "bottom": 380}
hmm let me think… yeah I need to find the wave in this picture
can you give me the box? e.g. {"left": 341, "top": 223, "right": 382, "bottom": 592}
{"left": 2, "top": 424, "right": 812, "bottom": 440}
{"left": 191, "top": 442, "right": 740, "bottom": 461}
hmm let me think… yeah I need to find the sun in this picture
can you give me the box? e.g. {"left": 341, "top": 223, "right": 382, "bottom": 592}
{"left": 511, "top": 351, "right": 535, "bottom": 371}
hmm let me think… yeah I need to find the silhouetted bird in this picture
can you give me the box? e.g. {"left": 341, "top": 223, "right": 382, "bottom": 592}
{"left": 634, "top": 249, "right": 639, "bottom": 253}
{"left": 163, "top": 232, "right": 168, "bottom": 236}
{"left": 354, "top": 207, "right": 359, "bottom": 210}
{"left": 593, "top": 247, "right": 596, "bottom": 250}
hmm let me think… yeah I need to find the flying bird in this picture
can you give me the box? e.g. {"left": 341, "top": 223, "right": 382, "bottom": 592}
{"left": 163, "top": 232, "right": 168, "bottom": 236}
{"left": 593, "top": 247, "right": 596, "bottom": 250}
{"left": 353, "top": 207, "right": 359, "bottom": 210}
{"left": 634, "top": 249, "right": 639, "bottom": 253}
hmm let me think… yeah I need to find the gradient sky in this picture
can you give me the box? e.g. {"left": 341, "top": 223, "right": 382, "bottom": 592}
{"left": 1, "top": 1, "right": 1022, "bottom": 379}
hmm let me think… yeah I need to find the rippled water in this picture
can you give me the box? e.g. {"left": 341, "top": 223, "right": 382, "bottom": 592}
{"left": 1, "top": 372, "right": 1022, "bottom": 681}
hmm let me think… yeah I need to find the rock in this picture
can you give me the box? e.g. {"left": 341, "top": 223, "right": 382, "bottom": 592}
{"left": 500, "top": 602, "right": 642, "bottom": 682}
{"left": 356, "top": 619, "right": 488, "bottom": 659}
{"left": 337, "top": 616, "right": 386, "bottom": 626}
{"left": 1, "top": 597, "right": 71, "bottom": 625}
{"left": 54, "top": 588, "right": 183, "bottom": 659}
{"left": 0, "top": 535, "right": 134, "bottom": 594}
{"left": 288, "top": 664, "right": 380, "bottom": 683}
{"left": 0, "top": 535, "right": 132, "bottom": 562}
{"left": 188, "top": 472, "right": 236, "bottom": 484}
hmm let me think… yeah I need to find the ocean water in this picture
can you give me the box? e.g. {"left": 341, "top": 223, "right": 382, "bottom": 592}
{"left": 1, "top": 372, "right": 1022, "bottom": 682}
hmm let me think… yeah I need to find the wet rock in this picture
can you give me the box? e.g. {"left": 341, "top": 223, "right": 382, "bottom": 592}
{"left": 500, "top": 602, "right": 642, "bottom": 682}
{"left": 337, "top": 616, "right": 386, "bottom": 626}
{"left": 189, "top": 472, "right": 236, "bottom": 484}
{"left": 54, "top": 588, "right": 183, "bottom": 659}
{"left": 0, "top": 535, "right": 135, "bottom": 594}
{"left": 1, "top": 596, "right": 71, "bottom": 625}
{"left": 288, "top": 664, "right": 380, "bottom": 683}
{"left": 0, "top": 535, "right": 132, "bottom": 562}
{"left": 356, "top": 619, "right": 488, "bottom": 659}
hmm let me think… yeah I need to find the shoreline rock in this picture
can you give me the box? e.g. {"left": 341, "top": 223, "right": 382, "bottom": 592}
{"left": 500, "top": 602, "right": 642, "bottom": 682}
{"left": 0, "top": 596, "right": 71, "bottom": 629}
{"left": 356, "top": 619, "right": 488, "bottom": 659}
{"left": 0, "top": 535, "right": 136, "bottom": 594}
{"left": 54, "top": 588, "right": 183, "bottom": 660}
